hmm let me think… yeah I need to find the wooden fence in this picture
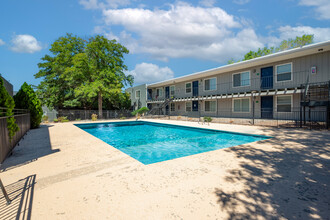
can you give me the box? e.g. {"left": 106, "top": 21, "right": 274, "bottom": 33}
{"left": 0, "top": 113, "right": 30, "bottom": 163}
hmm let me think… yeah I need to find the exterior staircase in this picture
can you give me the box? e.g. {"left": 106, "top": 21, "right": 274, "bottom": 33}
{"left": 147, "top": 97, "right": 174, "bottom": 115}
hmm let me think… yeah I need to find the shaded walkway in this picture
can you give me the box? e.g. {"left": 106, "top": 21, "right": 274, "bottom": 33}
{"left": 215, "top": 129, "right": 330, "bottom": 219}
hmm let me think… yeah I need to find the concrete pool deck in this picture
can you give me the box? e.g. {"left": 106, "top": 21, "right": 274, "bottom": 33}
{"left": 0, "top": 119, "right": 329, "bottom": 219}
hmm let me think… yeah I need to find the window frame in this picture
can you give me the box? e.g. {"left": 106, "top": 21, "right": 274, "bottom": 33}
{"left": 185, "top": 82, "right": 192, "bottom": 94}
{"left": 170, "top": 102, "right": 175, "bottom": 112}
{"left": 275, "top": 95, "right": 292, "bottom": 113}
{"left": 275, "top": 62, "right": 293, "bottom": 83}
{"left": 185, "top": 101, "right": 192, "bottom": 112}
{"left": 232, "top": 98, "right": 251, "bottom": 113}
{"left": 203, "top": 77, "right": 217, "bottom": 91}
{"left": 170, "top": 85, "right": 175, "bottom": 96}
{"left": 156, "top": 88, "right": 163, "bottom": 98}
{"left": 232, "top": 71, "right": 251, "bottom": 88}
{"left": 204, "top": 100, "right": 217, "bottom": 113}
{"left": 135, "top": 90, "right": 141, "bottom": 99}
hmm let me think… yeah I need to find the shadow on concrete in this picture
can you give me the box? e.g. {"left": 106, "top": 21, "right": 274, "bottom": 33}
{"left": 215, "top": 128, "right": 330, "bottom": 219}
{"left": 0, "top": 175, "right": 36, "bottom": 220}
{"left": 0, "top": 125, "right": 59, "bottom": 171}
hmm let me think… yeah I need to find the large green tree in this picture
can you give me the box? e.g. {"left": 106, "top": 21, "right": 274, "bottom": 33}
{"left": 35, "top": 33, "right": 86, "bottom": 109}
{"left": 35, "top": 34, "right": 133, "bottom": 115}
{"left": 14, "top": 82, "right": 43, "bottom": 129}
{"left": 64, "top": 35, "right": 133, "bottom": 117}
{"left": 228, "top": 34, "right": 314, "bottom": 63}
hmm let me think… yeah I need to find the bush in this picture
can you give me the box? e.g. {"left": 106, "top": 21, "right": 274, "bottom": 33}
{"left": 204, "top": 116, "right": 212, "bottom": 123}
{"left": 42, "top": 115, "right": 49, "bottom": 122}
{"left": 14, "top": 82, "right": 43, "bottom": 129}
{"left": 58, "top": 116, "right": 69, "bottom": 122}
{"left": 91, "top": 114, "right": 98, "bottom": 121}
{"left": 0, "top": 78, "right": 19, "bottom": 139}
{"left": 131, "top": 107, "right": 149, "bottom": 116}
{"left": 53, "top": 118, "right": 58, "bottom": 123}
{"left": 120, "top": 117, "right": 126, "bottom": 120}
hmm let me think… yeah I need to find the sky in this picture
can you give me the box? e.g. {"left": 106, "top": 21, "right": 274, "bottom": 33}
{"left": 0, "top": 0, "right": 330, "bottom": 91}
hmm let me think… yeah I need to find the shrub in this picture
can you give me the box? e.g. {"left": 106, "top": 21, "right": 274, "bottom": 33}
{"left": 14, "top": 82, "right": 43, "bottom": 129}
{"left": 91, "top": 114, "right": 98, "bottom": 121}
{"left": 131, "top": 107, "right": 149, "bottom": 116}
{"left": 58, "top": 116, "right": 68, "bottom": 122}
{"left": 53, "top": 118, "right": 58, "bottom": 122}
{"left": 120, "top": 117, "right": 126, "bottom": 120}
{"left": 204, "top": 116, "right": 212, "bottom": 123}
{"left": 42, "top": 115, "right": 49, "bottom": 122}
{"left": 0, "top": 77, "right": 19, "bottom": 139}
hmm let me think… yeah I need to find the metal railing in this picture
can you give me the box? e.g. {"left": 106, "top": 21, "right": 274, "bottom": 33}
{"left": 147, "top": 70, "right": 317, "bottom": 102}
{"left": 146, "top": 107, "right": 329, "bottom": 129}
{"left": 55, "top": 109, "right": 133, "bottom": 121}
{"left": 0, "top": 108, "right": 30, "bottom": 163}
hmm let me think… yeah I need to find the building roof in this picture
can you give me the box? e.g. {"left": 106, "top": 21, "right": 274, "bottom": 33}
{"left": 148, "top": 40, "right": 330, "bottom": 88}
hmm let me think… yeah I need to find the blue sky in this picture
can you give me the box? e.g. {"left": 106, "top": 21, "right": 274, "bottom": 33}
{"left": 1, "top": 0, "right": 330, "bottom": 90}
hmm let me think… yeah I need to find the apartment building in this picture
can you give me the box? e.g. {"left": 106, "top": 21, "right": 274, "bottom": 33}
{"left": 126, "top": 84, "right": 148, "bottom": 110}
{"left": 144, "top": 40, "right": 330, "bottom": 125}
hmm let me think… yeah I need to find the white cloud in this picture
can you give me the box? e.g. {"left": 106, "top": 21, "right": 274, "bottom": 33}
{"left": 79, "top": 0, "right": 130, "bottom": 9}
{"left": 199, "top": 0, "right": 216, "bottom": 7}
{"left": 102, "top": 2, "right": 265, "bottom": 62}
{"left": 127, "top": 63, "right": 174, "bottom": 84}
{"left": 0, "top": 39, "right": 5, "bottom": 46}
{"left": 10, "top": 34, "right": 42, "bottom": 53}
{"left": 278, "top": 25, "right": 330, "bottom": 43}
{"left": 299, "top": 0, "right": 330, "bottom": 20}
{"left": 233, "top": 0, "right": 250, "bottom": 5}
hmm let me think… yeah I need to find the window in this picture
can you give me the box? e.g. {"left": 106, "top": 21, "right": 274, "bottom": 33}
{"left": 186, "top": 102, "right": 192, "bottom": 112}
{"left": 135, "top": 90, "right": 141, "bottom": 99}
{"left": 170, "top": 103, "right": 175, "bottom": 111}
{"left": 276, "top": 63, "right": 292, "bottom": 82}
{"left": 233, "top": 98, "right": 250, "bottom": 112}
{"left": 205, "top": 101, "right": 216, "bottom": 112}
{"left": 277, "top": 96, "right": 291, "bottom": 112}
{"left": 156, "top": 88, "right": 163, "bottom": 97}
{"left": 204, "top": 78, "right": 216, "bottom": 91}
{"left": 233, "top": 71, "right": 250, "bottom": 87}
{"left": 170, "top": 86, "right": 175, "bottom": 96}
{"left": 186, "top": 82, "right": 192, "bottom": 93}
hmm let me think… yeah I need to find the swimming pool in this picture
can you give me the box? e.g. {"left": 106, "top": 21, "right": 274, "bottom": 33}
{"left": 75, "top": 121, "right": 270, "bottom": 165}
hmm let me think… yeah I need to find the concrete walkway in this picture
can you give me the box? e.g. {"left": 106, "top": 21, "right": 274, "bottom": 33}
{"left": 0, "top": 119, "right": 329, "bottom": 219}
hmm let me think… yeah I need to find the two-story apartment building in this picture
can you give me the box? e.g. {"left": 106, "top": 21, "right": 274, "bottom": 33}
{"left": 125, "top": 84, "right": 148, "bottom": 110}
{"left": 144, "top": 40, "right": 330, "bottom": 125}
{"left": 125, "top": 41, "right": 330, "bottom": 126}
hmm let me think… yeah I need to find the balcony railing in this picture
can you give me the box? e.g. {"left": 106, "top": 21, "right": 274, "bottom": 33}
{"left": 148, "top": 70, "right": 314, "bottom": 101}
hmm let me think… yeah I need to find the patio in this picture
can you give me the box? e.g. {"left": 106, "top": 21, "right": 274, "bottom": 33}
{"left": 1, "top": 119, "right": 329, "bottom": 219}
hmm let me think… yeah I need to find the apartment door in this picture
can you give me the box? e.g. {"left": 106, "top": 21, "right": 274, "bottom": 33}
{"left": 192, "top": 81, "right": 199, "bottom": 96}
{"left": 165, "top": 86, "right": 170, "bottom": 98}
{"left": 192, "top": 101, "right": 198, "bottom": 111}
{"left": 147, "top": 89, "right": 152, "bottom": 100}
{"left": 261, "top": 96, "right": 273, "bottom": 119}
{"left": 261, "top": 66, "right": 273, "bottom": 89}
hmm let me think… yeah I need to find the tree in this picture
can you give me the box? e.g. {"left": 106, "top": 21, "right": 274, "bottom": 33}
{"left": 35, "top": 33, "right": 86, "bottom": 109}
{"left": 0, "top": 77, "right": 19, "bottom": 139}
{"left": 228, "top": 34, "right": 314, "bottom": 63}
{"left": 14, "top": 82, "right": 43, "bottom": 129}
{"left": 64, "top": 35, "right": 133, "bottom": 117}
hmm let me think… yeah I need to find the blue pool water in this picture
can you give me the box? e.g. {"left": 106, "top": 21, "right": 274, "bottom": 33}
{"left": 75, "top": 121, "right": 270, "bottom": 165}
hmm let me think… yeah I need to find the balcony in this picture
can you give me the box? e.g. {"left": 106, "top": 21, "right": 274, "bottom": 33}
{"left": 147, "top": 70, "right": 312, "bottom": 102}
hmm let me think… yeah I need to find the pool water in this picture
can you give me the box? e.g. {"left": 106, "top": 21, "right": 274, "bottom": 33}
{"left": 75, "top": 121, "right": 270, "bottom": 165}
